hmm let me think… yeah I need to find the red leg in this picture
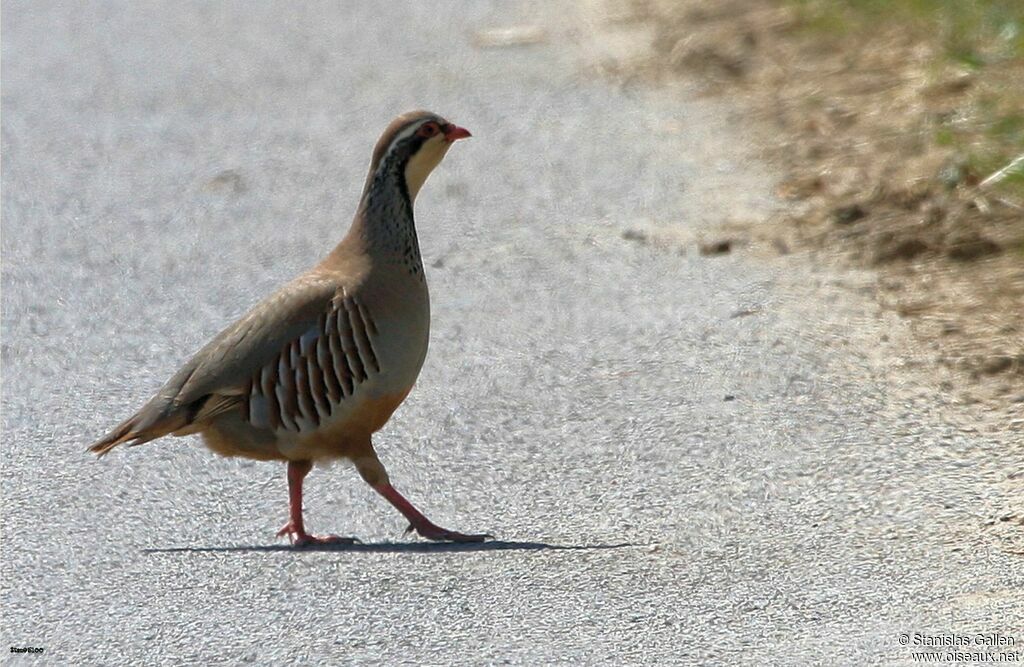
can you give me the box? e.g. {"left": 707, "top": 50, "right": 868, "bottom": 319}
{"left": 374, "top": 483, "right": 489, "bottom": 543}
{"left": 276, "top": 460, "right": 357, "bottom": 547}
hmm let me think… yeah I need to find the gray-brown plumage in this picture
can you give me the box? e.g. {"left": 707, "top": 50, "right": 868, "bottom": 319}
{"left": 89, "top": 110, "right": 486, "bottom": 545}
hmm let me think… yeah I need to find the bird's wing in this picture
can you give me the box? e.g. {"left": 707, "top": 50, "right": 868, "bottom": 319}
{"left": 226, "top": 284, "right": 382, "bottom": 433}
{"left": 90, "top": 272, "right": 359, "bottom": 452}
{"left": 172, "top": 275, "right": 340, "bottom": 403}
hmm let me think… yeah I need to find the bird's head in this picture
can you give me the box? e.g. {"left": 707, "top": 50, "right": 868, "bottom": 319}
{"left": 365, "top": 110, "right": 472, "bottom": 202}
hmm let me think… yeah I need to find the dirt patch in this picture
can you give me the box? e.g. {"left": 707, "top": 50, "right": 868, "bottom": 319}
{"left": 625, "top": 0, "right": 1024, "bottom": 413}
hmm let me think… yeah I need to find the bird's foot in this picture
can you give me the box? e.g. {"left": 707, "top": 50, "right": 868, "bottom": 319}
{"left": 277, "top": 522, "right": 359, "bottom": 547}
{"left": 371, "top": 481, "right": 489, "bottom": 543}
{"left": 406, "top": 521, "right": 490, "bottom": 543}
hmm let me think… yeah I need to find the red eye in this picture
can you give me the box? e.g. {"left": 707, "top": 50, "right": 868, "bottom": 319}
{"left": 417, "top": 122, "right": 440, "bottom": 138}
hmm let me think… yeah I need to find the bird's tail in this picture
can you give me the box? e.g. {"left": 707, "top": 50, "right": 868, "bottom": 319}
{"left": 87, "top": 409, "right": 186, "bottom": 457}
{"left": 89, "top": 356, "right": 211, "bottom": 457}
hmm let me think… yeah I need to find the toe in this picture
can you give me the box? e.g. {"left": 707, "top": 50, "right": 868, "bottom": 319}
{"left": 292, "top": 534, "right": 359, "bottom": 547}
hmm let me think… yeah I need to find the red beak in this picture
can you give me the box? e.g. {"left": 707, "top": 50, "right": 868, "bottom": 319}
{"left": 443, "top": 124, "right": 472, "bottom": 142}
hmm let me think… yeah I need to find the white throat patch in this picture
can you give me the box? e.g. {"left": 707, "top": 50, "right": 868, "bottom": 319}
{"left": 404, "top": 136, "right": 451, "bottom": 201}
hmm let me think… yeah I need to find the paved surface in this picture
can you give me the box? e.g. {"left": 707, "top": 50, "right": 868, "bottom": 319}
{"left": 3, "top": 1, "right": 1022, "bottom": 665}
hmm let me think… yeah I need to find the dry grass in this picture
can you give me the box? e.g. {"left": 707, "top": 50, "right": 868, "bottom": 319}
{"left": 634, "top": 0, "right": 1024, "bottom": 408}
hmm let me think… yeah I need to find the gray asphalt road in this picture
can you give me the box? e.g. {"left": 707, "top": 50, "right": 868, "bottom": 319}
{"left": 3, "top": 1, "right": 1022, "bottom": 665}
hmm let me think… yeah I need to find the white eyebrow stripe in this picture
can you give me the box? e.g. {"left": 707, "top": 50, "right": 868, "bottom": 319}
{"left": 382, "top": 121, "right": 428, "bottom": 160}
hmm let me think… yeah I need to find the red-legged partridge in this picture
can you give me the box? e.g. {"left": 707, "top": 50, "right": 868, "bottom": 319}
{"left": 89, "top": 111, "right": 487, "bottom": 545}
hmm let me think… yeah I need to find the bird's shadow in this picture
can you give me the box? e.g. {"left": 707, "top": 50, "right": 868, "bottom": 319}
{"left": 143, "top": 540, "right": 637, "bottom": 555}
